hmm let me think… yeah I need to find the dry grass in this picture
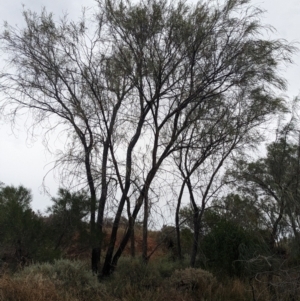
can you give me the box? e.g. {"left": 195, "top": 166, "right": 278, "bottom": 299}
{"left": 247, "top": 273, "right": 300, "bottom": 301}
{"left": 214, "top": 278, "right": 252, "bottom": 301}
{"left": 0, "top": 274, "right": 59, "bottom": 301}
{"left": 168, "top": 267, "right": 216, "bottom": 300}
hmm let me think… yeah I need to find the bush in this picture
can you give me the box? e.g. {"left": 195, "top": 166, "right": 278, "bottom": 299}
{"left": 154, "top": 255, "right": 189, "bottom": 278}
{"left": 114, "top": 257, "right": 161, "bottom": 285}
{"left": 168, "top": 267, "right": 217, "bottom": 298}
{"left": 17, "top": 259, "right": 106, "bottom": 300}
{"left": 202, "top": 218, "right": 260, "bottom": 277}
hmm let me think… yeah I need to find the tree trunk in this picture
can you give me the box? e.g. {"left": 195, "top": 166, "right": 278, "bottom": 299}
{"left": 175, "top": 181, "right": 186, "bottom": 260}
{"left": 108, "top": 192, "right": 144, "bottom": 273}
{"left": 126, "top": 198, "right": 135, "bottom": 258}
{"left": 190, "top": 211, "right": 200, "bottom": 267}
{"left": 101, "top": 109, "right": 152, "bottom": 276}
{"left": 130, "top": 220, "right": 135, "bottom": 258}
{"left": 142, "top": 193, "right": 149, "bottom": 263}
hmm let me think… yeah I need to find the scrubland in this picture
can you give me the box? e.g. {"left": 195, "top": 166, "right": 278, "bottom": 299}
{"left": 1, "top": 257, "right": 299, "bottom": 301}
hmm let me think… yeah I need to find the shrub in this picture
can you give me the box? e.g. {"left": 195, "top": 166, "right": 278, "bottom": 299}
{"left": 107, "top": 257, "right": 162, "bottom": 297}
{"left": 202, "top": 218, "right": 259, "bottom": 277}
{"left": 154, "top": 255, "right": 189, "bottom": 278}
{"left": 168, "top": 267, "right": 216, "bottom": 298}
{"left": 17, "top": 259, "right": 106, "bottom": 300}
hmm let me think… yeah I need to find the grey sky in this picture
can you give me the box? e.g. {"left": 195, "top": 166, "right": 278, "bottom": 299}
{"left": 0, "top": 0, "right": 299, "bottom": 213}
{"left": 0, "top": 0, "right": 95, "bottom": 212}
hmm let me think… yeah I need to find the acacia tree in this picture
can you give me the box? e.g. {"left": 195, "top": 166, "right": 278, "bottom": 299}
{"left": 47, "top": 188, "right": 90, "bottom": 250}
{"left": 0, "top": 10, "right": 103, "bottom": 241}
{"left": 0, "top": 185, "right": 38, "bottom": 263}
{"left": 0, "top": 0, "right": 295, "bottom": 276}
{"left": 170, "top": 52, "right": 297, "bottom": 266}
{"left": 100, "top": 0, "right": 295, "bottom": 275}
{"left": 173, "top": 115, "right": 258, "bottom": 267}
{"left": 227, "top": 127, "right": 300, "bottom": 250}
{"left": 224, "top": 125, "right": 300, "bottom": 298}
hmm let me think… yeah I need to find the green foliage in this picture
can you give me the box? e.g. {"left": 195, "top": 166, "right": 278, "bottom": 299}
{"left": 107, "top": 257, "right": 200, "bottom": 300}
{"left": 179, "top": 205, "right": 223, "bottom": 236}
{"left": 157, "top": 225, "right": 193, "bottom": 260}
{"left": 202, "top": 218, "right": 260, "bottom": 277}
{"left": 179, "top": 206, "right": 194, "bottom": 230}
{"left": 0, "top": 185, "right": 32, "bottom": 243}
{"left": 157, "top": 226, "right": 177, "bottom": 257}
{"left": 46, "top": 188, "right": 91, "bottom": 250}
{"left": 48, "top": 188, "right": 90, "bottom": 222}
{"left": 0, "top": 184, "right": 31, "bottom": 208}
{"left": 0, "top": 185, "right": 94, "bottom": 268}
{"left": 155, "top": 256, "right": 189, "bottom": 278}
{"left": 18, "top": 259, "right": 106, "bottom": 299}
{"left": 216, "top": 194, "right": 263, "bottom": 231}
{"left": 180, "top": 227, "right": 194, "bottom": 256}
{"left": 110, "top": 257, "right": 161, "bottom": 290}
{"left": 227, "top": 130, "right": 300, "bottom": 255}
{"left": 0, "top": 184, "right": 58, "bottom": 265}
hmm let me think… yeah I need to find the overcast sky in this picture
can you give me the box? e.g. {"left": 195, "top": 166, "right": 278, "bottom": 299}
{"left": 0, "top": 0, "right": 299, "bottom": 213}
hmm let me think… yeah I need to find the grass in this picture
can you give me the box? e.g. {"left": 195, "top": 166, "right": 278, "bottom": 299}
{"left": 0, "top": 274, "right": 60, "bottom": 301}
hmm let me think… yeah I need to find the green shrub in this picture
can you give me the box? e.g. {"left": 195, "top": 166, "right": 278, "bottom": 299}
{"left": 154, "top": 256, "right": 189, "bottom": 278}
{"left": 17, "top": 259, "right": 106, "bottom": 300}
{"left": 112, "top": 257, "right": 161, "bottom": 288}
{"left": 202, "top": 218, "right": 261, "bottom": 277}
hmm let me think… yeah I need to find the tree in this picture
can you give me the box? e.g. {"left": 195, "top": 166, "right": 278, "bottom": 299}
{"left": 0, "top": 185, "right": 33, "bottom": 251}
{"left": 173, "top": 115, "right": 252, "bottom": 266}
{"left": 202, "top": 216, "right": 260, "bottom": 277}
{"left": 171, "top": 77, "right": 289, "bottom": 266}
{"left": 0, "top": 184, "right": 48, "bottom": 265}
{"left": 0, "top": 0, "right": 295, "bottom": 276}
{"left": 212, "top": 193, "right": 264, "bottom": 232}
{"left": 227, "top": 128, "right": 300, "bottom": 251}
{"left": 224, "top": 126, "right": 300, "bottom": 297}
{"left": 47, "top": 188, "right": 90, "bottom": 250}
